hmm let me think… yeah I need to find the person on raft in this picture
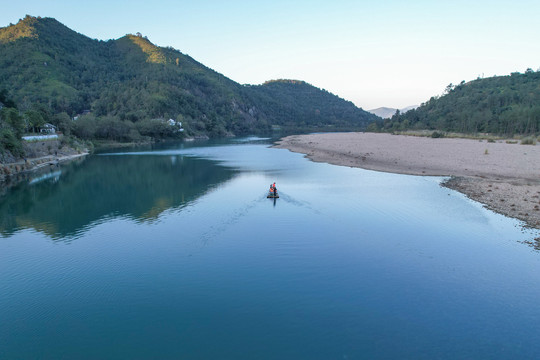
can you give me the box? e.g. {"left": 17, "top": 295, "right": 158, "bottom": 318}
{"left": 269, "top": 182, "right": 278, "bottom": 196}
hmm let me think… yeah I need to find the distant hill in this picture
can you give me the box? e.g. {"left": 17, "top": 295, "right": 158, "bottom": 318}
{"left": 248, "top": 80, "right": 378, "bottom": 130}
{"left": 0, "top": 15, "right": 376, "bottom": 144}
{"left": 368, "top": 106, "right": 418, "bottom": 119}
{"left": 367, "top": 107, "right": 397, "bottom": 119}
{"left": 374, "top": 71, "right": 540, "bottom": 135}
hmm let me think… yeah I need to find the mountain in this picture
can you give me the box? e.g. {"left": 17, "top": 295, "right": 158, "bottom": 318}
{"left": 368, "top": 105, "right": 418, "bottom": 119}
{"left": 372, "top": 70, "right": 540, "bottom": 135}
{"left": 0, "top": 16, "right": 376, "bottom": 143}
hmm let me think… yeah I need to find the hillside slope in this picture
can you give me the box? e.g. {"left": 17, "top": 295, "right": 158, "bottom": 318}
{"left": 247, "top": 80, "right": 378, "bottom": 130}
{"left": 377, "top": 71, "right": 540, "bottom": 135}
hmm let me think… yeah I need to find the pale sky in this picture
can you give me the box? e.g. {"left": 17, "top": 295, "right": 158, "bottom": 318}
{"left": 1, "top": 0, "right": 539, "bottom": 109}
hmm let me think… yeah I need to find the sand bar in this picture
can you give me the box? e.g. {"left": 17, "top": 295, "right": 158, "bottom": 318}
{"left": 275, "top": 133, "right": 540, "bottom": 230}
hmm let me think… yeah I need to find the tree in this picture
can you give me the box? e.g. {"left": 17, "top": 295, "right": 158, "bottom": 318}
{"left": 52, "top": 112, "right": 73, "bottom": 135}
{"left": 24, "top": 110, "right": 45, "bottom": 133}
{"left": 1, "top": 107, "right": 25, "bottom": 138}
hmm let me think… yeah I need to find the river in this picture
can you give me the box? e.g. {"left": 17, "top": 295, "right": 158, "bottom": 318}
{"left": 1, "top": 137, "right": 539, "bottom": 359}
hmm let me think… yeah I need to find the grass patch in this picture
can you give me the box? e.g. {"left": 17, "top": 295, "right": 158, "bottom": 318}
{"left": 392, "top": 130, "right": 503, "bottom": 141}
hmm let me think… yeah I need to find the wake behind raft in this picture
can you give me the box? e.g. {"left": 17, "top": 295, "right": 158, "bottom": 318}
{"left": 267, "top": 183, "right": 279, "bottom": 198}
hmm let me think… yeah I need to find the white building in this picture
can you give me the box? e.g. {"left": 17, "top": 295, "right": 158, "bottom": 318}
{"left": 40, "top": 123, "right": 57, "bottom": 134}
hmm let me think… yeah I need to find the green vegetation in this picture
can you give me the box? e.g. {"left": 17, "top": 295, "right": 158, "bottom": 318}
{"left": 371, "top": 70, "right": 540, "bottom": 136}
{"left": 0, "top": 90, "right": 24, "bottom": 157}
{"left": 0, "top": 15, "right": 376, "bottom": 156}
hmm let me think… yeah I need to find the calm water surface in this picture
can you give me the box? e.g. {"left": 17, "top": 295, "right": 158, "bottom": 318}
{"left": 1, "top": 137, "right": 539, "bottom": 359}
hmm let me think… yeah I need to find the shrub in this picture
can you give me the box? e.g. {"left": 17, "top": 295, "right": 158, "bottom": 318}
{"left": 94, "top": 117, "right": 135, "bottom": 141}
{"left": 431, "top": 131, "right": 445, "bottom": 138}
{"left": 521, "top": 137, "right": 537, "bottom": 145}
{"left": 0, "top": 128, "right": 24, "bottom": 156}
{"left": 136, "top": 118, "right": 180, "bottom": 139}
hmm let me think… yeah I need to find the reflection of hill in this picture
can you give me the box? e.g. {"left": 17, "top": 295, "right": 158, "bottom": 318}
{"left": 0, "top": 153, "right": 236, "bottom": 239}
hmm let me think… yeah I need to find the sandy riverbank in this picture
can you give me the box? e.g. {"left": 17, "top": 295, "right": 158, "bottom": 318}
{"left": 275, "top": 132, "right": 540, "bottom": 229}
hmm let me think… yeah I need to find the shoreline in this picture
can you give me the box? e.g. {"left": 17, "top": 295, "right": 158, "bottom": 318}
{"left": 0, "top": 152, "right": 89, "bottom": 188}
{"left": 275, "top": 132, "right": 540, "bottom": 230}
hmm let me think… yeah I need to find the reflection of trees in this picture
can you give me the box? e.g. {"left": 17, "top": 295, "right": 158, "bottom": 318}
{"left": 0, "top": 153, "right": 235, "bottom": 239}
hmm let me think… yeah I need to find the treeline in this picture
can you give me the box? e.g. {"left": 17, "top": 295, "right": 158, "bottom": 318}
{"left": 370, "top": 69, "right": 540, "bottom": 136}
{"left": 71, "top": 115, "right": 183, "bottom": 141}
{"left": 0, "top": 89, "right": 188, "bottom": 159}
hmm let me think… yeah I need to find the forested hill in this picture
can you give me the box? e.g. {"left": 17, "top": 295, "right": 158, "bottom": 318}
{"left": 375, "top": 70, "right": 540, "bottom": 135}
{"left": 247, "top": 80, "right": 378, "bottom": 130}
{"left": 0, "top": 15, "right": 376, "bottom": 141}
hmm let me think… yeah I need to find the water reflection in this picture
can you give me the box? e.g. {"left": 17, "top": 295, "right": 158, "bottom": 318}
{"left": 28, "top": 170, "right": 62, "bottom": 185}
{"left": 0, "top": 149, "right": 236, "bottom": 239}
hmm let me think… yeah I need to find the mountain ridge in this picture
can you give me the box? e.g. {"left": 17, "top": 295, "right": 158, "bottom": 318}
{"left": 0, "top": 15, "right": 376, "bottom": 144}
